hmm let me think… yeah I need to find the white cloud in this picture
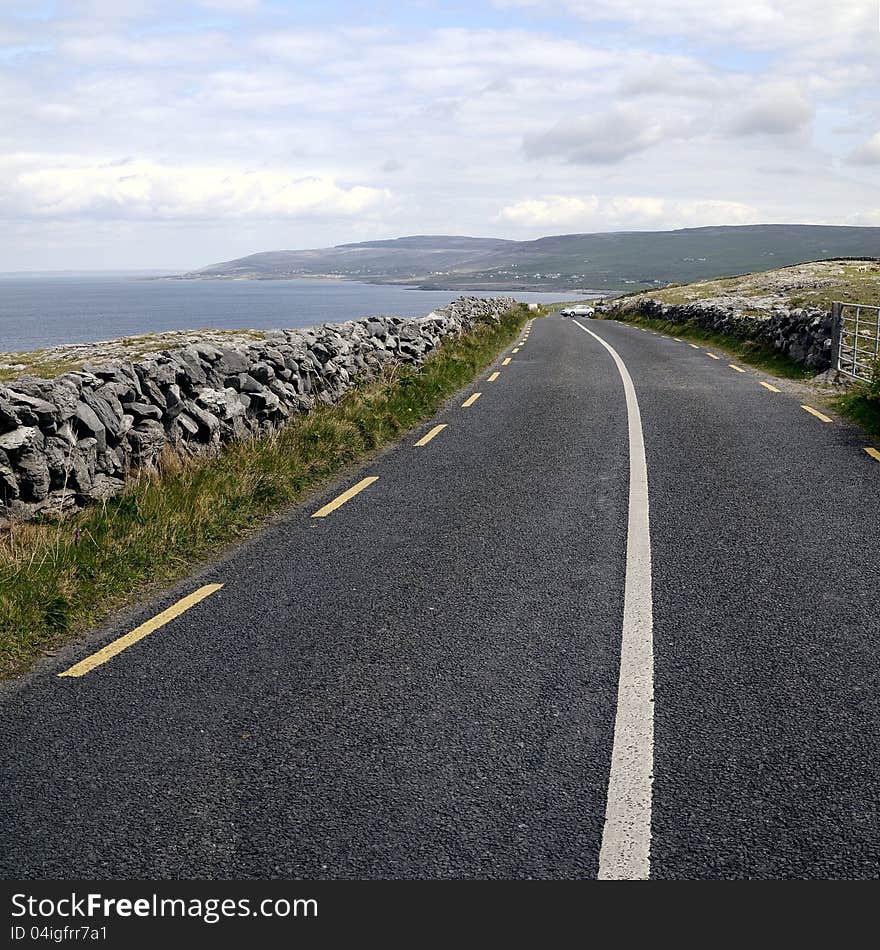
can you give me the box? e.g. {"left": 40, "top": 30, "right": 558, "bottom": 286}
{"left": 524, "top": 107, "right": 672, "bottom": 164}
{"left": 251, "top": 29, "right": 341, "bottom": 64}
{"left": 0, "top": 4, "right": 878, "bottom": 268}
{"left": 618, "top": 59, "right": 729, "bottom": 99}
{"left": 0, "top": 157, "right": 392, "bottom": 220}
{"left": 848, "top": 209, "right": 880, "bottom": 224}
{"left": 498, "top": 195, "right": 761, "bottom": 230}
{"left": 494, "top": 1, "right": 875, "bottom": 54}
{"left": 60, "top": 32, "right": 231, "bottom": 65}
{"left": 847, "top": 132, "right": 880, "bottom": 165}
{"left": 730, "top": 83, "right": 814, "bottom": 136}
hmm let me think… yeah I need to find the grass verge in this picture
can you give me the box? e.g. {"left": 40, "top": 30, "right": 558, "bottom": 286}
{"left": 605, "top": 314, "right": 813, "bottom": 379}
{"left": 0, "top": 304, "right": 530, "bottom": 679}
{"left": 832, "top": 375, "right": 880, "bottom": 439}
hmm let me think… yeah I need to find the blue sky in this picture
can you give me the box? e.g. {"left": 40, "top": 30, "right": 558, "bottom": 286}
{"left": 0, "top": 0, "right": 878, "bottom": 269}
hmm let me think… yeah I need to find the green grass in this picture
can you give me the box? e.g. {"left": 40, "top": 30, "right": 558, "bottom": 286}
{"left": 605, "top": 313, "right": 813, "bottom": 379}
{"left": 832, "top": 369, "right": 880, "bottom": 438}
{"left": 0, "top": 305, "right": 529, "bottom": 678}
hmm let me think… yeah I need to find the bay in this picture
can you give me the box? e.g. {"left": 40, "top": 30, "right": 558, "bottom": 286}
{"left": 0, "top": 274, "right": 588, "bottom": 353}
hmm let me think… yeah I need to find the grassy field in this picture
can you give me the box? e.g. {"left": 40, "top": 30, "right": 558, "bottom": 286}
{"left": 0, "top": 304, "right": 531, "bottom": 679}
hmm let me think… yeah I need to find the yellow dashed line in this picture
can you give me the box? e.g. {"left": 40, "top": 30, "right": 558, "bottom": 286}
{"left": 729, "top": 364, "right": 746, "bottom": 373}
{"left": 502, "top": 357, "right": 511, "bottom": 366}
{"left": 706, "top": 353, "right": 721, "bottom": 360}
{"left": 759, "top": 381, "right": 781, "bottom": 393}
{"left": 801, "top": 405, "right": 833, "bottom": 423}
{"left": 673, "top": 338, "right": 684, "bottom": 343}
{"left": 58, "top": 584, "right": 224, "bottom": 678}
{"left": 312, "top": 476, "right": 378, "bottom": 518}
{"left": 462, "top": 392, "right": 482, "bottom": 408}
{"left": 688, "top": 343, "right": 700, "bottom": 349}
{"left": 488, "top": 371, "right": 500, "bottom": 382}
{"left": 512, "top": 347, "right": 520, "bottom": 353}
{"left": 414, "top": 424, "right": 447, "bottom": 447}
{"left": 865, "top": 447, "right": 880, "bottom": 462}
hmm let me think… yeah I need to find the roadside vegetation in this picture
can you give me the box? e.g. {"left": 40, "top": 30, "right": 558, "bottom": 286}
{"left": 833, "top": 366, "right": 880, "bottom": 438}
{"left": 587, "top": 259, "right": 880, "bottom": 433}
{"left": 0, "top": 304, "right": 532, "bottom": 679}
{"left": 597, "top": 313, "right": 813, "bottom": 379}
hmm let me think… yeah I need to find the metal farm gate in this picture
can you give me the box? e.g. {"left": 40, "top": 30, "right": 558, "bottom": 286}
{"left": 833, "top": 301, "right": 880, "bottom": 384}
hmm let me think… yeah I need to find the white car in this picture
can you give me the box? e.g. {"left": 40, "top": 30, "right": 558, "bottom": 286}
{"left": 560, "top": 305, "right": 595, "bottom": 317}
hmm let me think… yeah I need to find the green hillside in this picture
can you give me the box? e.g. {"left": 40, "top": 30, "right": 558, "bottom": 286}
{"left": 189, "top": 225, "right": 880, "bottom": 292}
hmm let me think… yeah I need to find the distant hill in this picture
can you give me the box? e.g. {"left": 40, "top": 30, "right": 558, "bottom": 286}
{"left": 192, "top": 235, "right": 515, "bottom": 282}
{"left": 188, "top": 225, "right": 880, "bottom": 292}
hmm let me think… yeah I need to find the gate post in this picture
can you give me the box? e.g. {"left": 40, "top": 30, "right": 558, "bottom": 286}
{"left": 830, "top": 301, "right": 843, "bottom": 373}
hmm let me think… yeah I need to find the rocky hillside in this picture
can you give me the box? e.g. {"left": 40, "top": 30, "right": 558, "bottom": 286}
{"left": 616, "top": 259, "right": 880, "bottom": 311}
{"left": 600, "top": 259, "right": 880, "bottom": 371}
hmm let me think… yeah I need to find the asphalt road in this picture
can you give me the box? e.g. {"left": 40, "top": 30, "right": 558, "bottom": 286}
{"left": 1, "top": 315, "right": 878, "bottom": 879}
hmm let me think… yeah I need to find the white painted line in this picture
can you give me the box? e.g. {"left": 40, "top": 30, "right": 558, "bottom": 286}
{"left": 573, "top": 318, "right": 653, "bottom": 881}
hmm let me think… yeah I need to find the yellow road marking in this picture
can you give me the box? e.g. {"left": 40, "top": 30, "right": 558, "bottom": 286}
{"left": 462, "top": 392, "right": 482, "bottom": 408}
{"left": 688, "top": 343, "right": 700, "bottom": 349}
{"left": 58, "top": 584, "right": 224, "bottom": 678}
{"left": 502, "top": 357, "right": 511, "bottom": 366}
{"left": 488, "top": 371, "right": 500, "bottom": 382}
{"left": 414, "top": 424, "right": 447, "bottom": 447}
{"left": 802, "top": 405, "right": 833, "bottom": 423}
{"left": 759, "top": 381, "right": 781, "bottom": 392}
{"left": 311, "top": 475, "right": 378, "bottom": 518}
{"left": 512, "top": 347, "right": 520, "bottom": 353}
{"left": 673, "top": 338, "right": 684, "bottom": 343}
{"left": 865, "top": 447, "right": 880, "bottom": 462}
{"left": 729, "top": 364, "right": 746, "bottom": 373}
{"left": 706, "top": 353, "right": 721, "bottom": 360}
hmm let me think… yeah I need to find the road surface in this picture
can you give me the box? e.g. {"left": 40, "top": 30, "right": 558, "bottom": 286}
{"left": 2, "top": 315, "right": 878, "bottom": 879}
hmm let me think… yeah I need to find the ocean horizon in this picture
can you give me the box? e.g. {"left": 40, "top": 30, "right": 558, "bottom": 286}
{"left": 0, "top": 273, "right": 592, "bottom": 354}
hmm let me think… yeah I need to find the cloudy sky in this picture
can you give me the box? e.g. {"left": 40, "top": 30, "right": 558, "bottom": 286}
{"left": 2, "top": 0, "right": 879, "bottom": 270}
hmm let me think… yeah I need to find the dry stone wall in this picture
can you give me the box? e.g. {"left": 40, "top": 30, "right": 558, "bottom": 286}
{"left": 602, "top": 296, "right": 834, "bottom": 370}
{"left": 0, "top": 296, "right": 517, "bottom": 522}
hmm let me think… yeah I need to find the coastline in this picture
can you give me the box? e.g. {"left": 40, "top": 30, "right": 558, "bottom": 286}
{"left": 167, "top": 272, "right": 605, "bottom": 294}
